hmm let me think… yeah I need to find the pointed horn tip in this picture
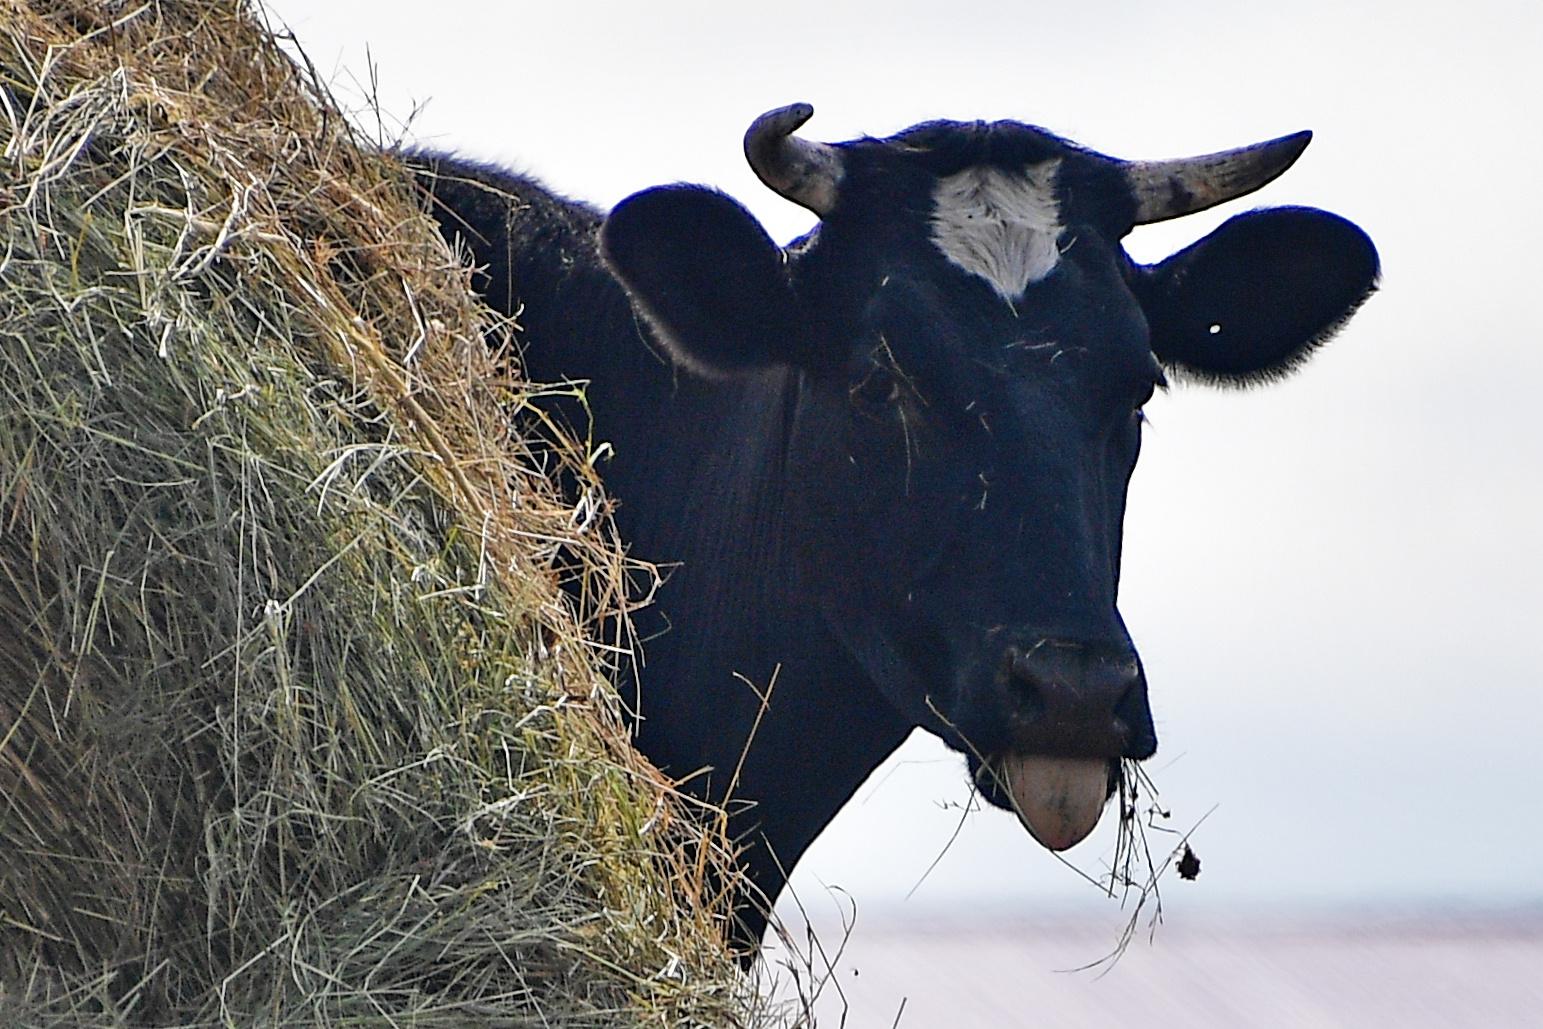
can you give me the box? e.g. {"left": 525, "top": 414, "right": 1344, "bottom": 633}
{"left": 1204, "top": 128, "right": 1314, "bottom": 170}
{"left": 779, "top": 101, "right": 816, "bottom": 124}
{"left": 744, "top": 102, "right": 816, "bottom": 151}
{"left": 771, "top": 101, "right": 816, "bottom": 124}
{"left": 1273, "top": 129, "right": 1314, "bottom": 161}
{"left": 1249, "top": 129, "right": 1314, "bottom": 180}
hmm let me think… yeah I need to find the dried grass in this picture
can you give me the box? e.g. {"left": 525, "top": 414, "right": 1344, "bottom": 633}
{"left": 0, "top": 1, "right": 780, "bottom": 1024}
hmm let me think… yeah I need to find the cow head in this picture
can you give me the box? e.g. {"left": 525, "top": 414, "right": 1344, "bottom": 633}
{"left": 599, "top": 104, "right": 1377, "bottom": 851}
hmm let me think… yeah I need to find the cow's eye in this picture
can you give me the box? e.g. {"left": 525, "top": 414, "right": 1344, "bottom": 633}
{"left": 851, "top": 366, "right": 903, "bottom": 411}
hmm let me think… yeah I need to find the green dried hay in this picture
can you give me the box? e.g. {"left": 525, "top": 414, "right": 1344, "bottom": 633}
{"left": 0, "top": 1, "right": 774, "bottom": 1024}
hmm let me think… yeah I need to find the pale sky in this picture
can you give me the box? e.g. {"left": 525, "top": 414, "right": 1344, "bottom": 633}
{"left": 268, "top": 0, "right": 1541, "bottom": 932}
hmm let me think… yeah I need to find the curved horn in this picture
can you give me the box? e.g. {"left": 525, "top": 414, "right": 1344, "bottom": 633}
{"left": 1126, "top": 131, "right": 1312, "bottom": 225}
{"left": 744, "top": 102, "right": 843, "bottom": 216}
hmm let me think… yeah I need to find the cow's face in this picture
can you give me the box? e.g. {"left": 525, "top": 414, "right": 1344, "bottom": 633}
{"left": 600, "top": 105, "right": 1378, "bottom": 851}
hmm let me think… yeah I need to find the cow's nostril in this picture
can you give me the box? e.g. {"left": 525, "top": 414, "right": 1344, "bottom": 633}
{"left": 1003, "top": 640, "right": 1146, "bottom": 754}
{"left": 1004, "top": 650, "right": 1049, "bottom": 720}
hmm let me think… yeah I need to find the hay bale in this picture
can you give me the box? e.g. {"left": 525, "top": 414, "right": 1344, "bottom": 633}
{"left": 0, "top": 2, "right": 772, "bottom": 1024}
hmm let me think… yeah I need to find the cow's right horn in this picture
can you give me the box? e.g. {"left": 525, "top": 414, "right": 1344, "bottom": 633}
{"left": 745, "top": 103, "right": 843, "bottom": 216}
{"left": 1126, "top": 131, "right": 1313, "bottom": 225}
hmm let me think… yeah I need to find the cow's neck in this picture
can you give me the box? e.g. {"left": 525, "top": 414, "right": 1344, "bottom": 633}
{"left": 490, "top": 188, "right": 910, "bottom": 949}
{"left": 606, "top": 368, "right": 911, "bottom": 948}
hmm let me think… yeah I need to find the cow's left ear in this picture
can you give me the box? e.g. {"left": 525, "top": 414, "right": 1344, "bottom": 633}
{"left": 1132, "top": 207, "right": 1379, "bottom": 385}
{"left": 600, "top": 185, "right": 807, "bottom": 376}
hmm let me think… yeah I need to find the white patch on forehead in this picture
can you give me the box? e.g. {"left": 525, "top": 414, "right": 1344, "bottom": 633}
{"left": 929, "top": 160, "right": 1063, "bottom": 301}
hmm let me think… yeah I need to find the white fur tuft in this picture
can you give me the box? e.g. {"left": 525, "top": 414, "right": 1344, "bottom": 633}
{"left": 929, "top": 161, "right": 1063, "bottom": 300}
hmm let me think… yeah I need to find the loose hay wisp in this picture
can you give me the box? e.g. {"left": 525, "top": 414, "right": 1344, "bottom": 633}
{"left": 0, "top": 2, "right": 770, "bottom": 1024}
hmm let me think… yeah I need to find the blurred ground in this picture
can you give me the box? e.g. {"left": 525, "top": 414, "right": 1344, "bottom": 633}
{"left": 762, "top": 905, "right": 1543, "bottom": 1027}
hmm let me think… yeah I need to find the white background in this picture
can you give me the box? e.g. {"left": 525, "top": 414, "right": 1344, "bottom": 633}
{"left": 269, "top": 0, "right": 1541, "bottom": 969}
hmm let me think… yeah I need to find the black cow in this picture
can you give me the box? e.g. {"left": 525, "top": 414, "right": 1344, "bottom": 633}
{"left": 415, "top": 104, "right": 1377, "bottom": 952}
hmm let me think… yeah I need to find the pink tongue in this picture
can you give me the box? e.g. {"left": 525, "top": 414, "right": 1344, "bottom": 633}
{"left": 1000, "top": 755, "right": 1110, "bottom": 851}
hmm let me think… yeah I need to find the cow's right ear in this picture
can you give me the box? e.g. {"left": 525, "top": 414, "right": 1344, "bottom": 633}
{"left": 600, "top": 185, "right": 806, "bottom": 376}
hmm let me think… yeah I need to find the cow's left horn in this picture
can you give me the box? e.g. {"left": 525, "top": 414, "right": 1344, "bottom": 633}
{"left": 1126, "top": 130, "right": 1312, "bottom": 225}
{"left": 744, "top": 103, "right": 843, "bottom": 216}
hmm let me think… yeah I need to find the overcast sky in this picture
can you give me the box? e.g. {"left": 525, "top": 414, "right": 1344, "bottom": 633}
{"left": 267, "top": 0, "right": 1541, "bottom": 935}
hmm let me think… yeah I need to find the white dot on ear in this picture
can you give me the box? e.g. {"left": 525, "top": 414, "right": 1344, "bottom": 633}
{"left": 1208, "top": 323, "right": 1222, "bottom": 335}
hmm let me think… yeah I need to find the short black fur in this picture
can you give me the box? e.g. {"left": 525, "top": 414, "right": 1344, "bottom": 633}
{"left": 409, "top": 114, "right": 1377, "bottom": 958}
